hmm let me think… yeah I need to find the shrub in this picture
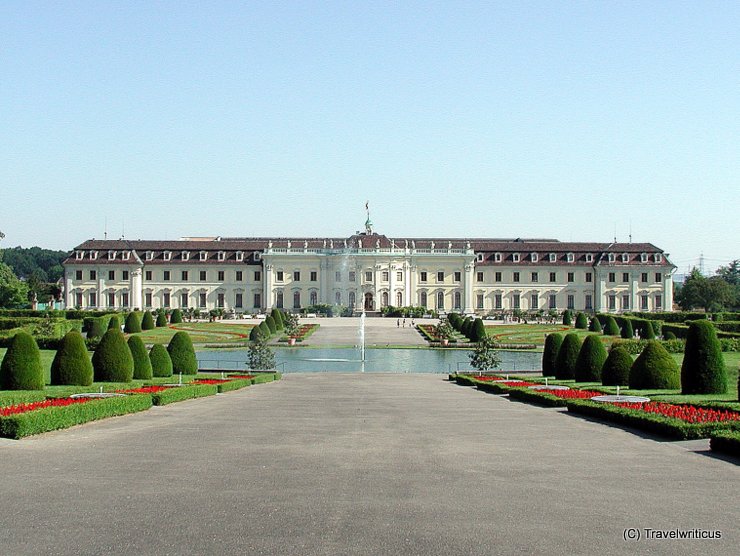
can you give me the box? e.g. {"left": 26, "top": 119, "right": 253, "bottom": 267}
{"left": 127, "top": 335, "right": 153, "bottom": 380}
{"left": 472, "top": 318, "right": 486, "bottom": 342}
{"left": 150, "top": 384, "right": 217, "bottom": 406}
{"left": 0, "top": 332, "right": 45, "bottom": 390}
{"left": 149, "top": 343, "right": 173, "bottom": 377}
{"left": 170, "top": 309, "right": 183, "bottom": 324}
{"left": 124, "top": 312, "right": 142, "bottom": 333}
{"left": 167, "top": 331, "right": 198, "bottom": 375}
{"left": 555, "top": 333, "right": 581, "bottom": 380}
{"left": 664, "top": 330, "right": 676, "bottom": 340}
{"left": 601, "top": 345, "right": 632, "bottom": 386}
{"left": 249, "top": 326, "right": 262, "bottom": 341}
{"left": 265, "top": 315, "right": 277, "bottom": 334}
{"left": 604, "top": 316, "right": 620, "bottom": 336}
{"left": 588, "top": 318, "right": 602, "bottom": 333}
{"left": 643, "top": 320, "right": 655, "bottom": 340}
{"left": 681, "top": 320, "right": 727, "bottom": 394}
{"left": 272, "top": 309, "right": 283, "bottom": 330}
{"left": 141, "top": 310, "right": 155, "bottom": 330}
{"left": 86, "top": 317, "right": 107, "bottom": 339}
{"left": 50, "top": 330, "right": 93, "bottom": 386}
{"left": 562, "top": 311, "right": 572, "bottom": 326}
{"left": 92, "top": 329, "right": 134, "bottom": 383}
{"left": 629, "top": 340, "right": 680, "bottom": 390}
{"left": 258, "top": 321, "right": 270, "bottom": 338}
{"left": 574, "top": 312, "right": 588, "bottom": 329}
{"left": 621, "top": 320, "right": 634, "bottom": 339}
{"left": 574, "top": 335, "right": 608, "bottom": 382}
{"left": 107, "top": 315, "right": 121, "bottom": 331}
{"left": 542, "top": 334, "right": 563, "bottom": 377}
{"left": 156, "top": 311, "right": 168, "bottom": 327}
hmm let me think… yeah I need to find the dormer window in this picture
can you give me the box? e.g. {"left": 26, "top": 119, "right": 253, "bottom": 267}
{"left": 494, "top": 253, "right": 502, "bottom": 262}
{"left": 146, "top": 251, "right": 153, "bottom": 261}
{"left": 531, "top": 253, "right": 538, "bottom": 262}
{"left": 607, "top": 253, "right": 615, "bottom": 263}
{"left": 549, "top": 253, "right": 556, "bottom": 263}
{"left": 654, "top": 253, "right": 662, "bottom": 263}
{"left": 182, "top": 251, "right": 190, "bottom": 261}
{"left": 75, "top": 251, "right": 84, "bottom": 260}
{"left": 254, "top": 252, "right": 261, "bottom": 261}
{"left": 163, "top": 251, "right": 171, "bottom": 261}
{"left": 476, "top": 253, "right": 484, "bottom": 262}
{"left": 90, "top": 251, "right": 98, "bottom": 260}
{"left": 236, "top": 251, "right": 244, "bottom": 262}
{"left": 108, "top": 250, "right": 117, "bottom": 260}
{"left": 199, "top": 251, "right": 207, "bottom": 261}
{"left": 566, "top": 253, "right": 574, "bottom": 263}
{"left": 512, "top": 253, "right": 521, "bottom": 263}
{"left": 586, "top": 253, "right": 594, "bottom": 263}
{"left": 218, "top": 251, "right": 225, "bottom": 261}
{"left": 122, "top": 251, "right": 130, "bottom": 260}
{"left": 621, "top": 253, "right": 629, "bottom": 263}
{"left": 640, "top": 253, "right": 648, "bottom": 263}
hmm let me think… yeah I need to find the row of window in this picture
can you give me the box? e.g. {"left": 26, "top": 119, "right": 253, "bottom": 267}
{"left": 75, "top": 250, "right": 249, "bottom": 263}
{"left": 474, "top": 271, "right": 663, "bottom": 284}
{"left": 486, "top": 252, "right": 663, "bottom": 264}
{"left": 76, "top": 269, "right": 263, "bottom": 283}
{"left": 77, "top": 291, "right": 264, "bottom": 310}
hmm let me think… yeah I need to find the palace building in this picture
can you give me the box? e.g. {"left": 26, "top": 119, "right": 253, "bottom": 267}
{"left": 62, "top": 225, "right": 676, "bottom": 315}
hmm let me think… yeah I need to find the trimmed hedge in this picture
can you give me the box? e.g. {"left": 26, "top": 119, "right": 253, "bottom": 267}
{"left": 141, "top": 311, "right": 155, "bottom": 331}
{"left": 124, "top": 312, "right": 142, "bottom": 334}
{"left": 128, "top": 335, "right": 153, "bottom": 380}
{"left": 155, "top": 311, "right": 168, "bottom": 327}
{"left": 681, "top": 319, "right": 727, "bottom": 395}
{"left": 629, "top": 340, "right": 680, "bottom": 390}
{"left": 0, "top": 395, "right": 152, "bottom": 439}
{"left": 555, "top": 333, "right": 581, "bottom": 380}
{"left": 542, "top": 333, "right": 563, "bottom": 377}
{"left": 574, "top": 312, "right": 588, "bottom": 329}
{"left": 107, "top": 315, "right": 120, "bottom": 331}
{"left": 271, "top": 309, "right": 284, "bottom": 330}
{"left": 170, "top": 309, "right": 183, "bottom": 324}
{"left": 620, "top": 320, "right": 634, "bottom": 339}
{"left": 710, "top": 430, "right": 740, "bottom": 457}
{"left": 150, "top": 384, "right": 217, "bottom": 406}
{"left": 588, "top": 318, "right": 602, "bottom": 333}
{"left": 92, "top": 329, "right": 134, "bottom": 383}
{"left": 604, "top": 316, "right": 620, "bottom": 336}
{"left": 251, "top": 372, "right": 279, "bottom": 384}
{"left": 566, "top": 399, "right": 740, "bottom": 440}
{"left": 50, "top": 330, "right": 93, "bottom": 386}
{"left": 601, "top": 346, "right": 632, "bottom": 386}
{"left": 562, "top": 310, "right": 572, "bottom": 326}
{"left": 167, "top": 331, "right": 198, "bottom": 375}
{"left": 472, "top": 318, "right": 486, "bottom": 342}
{"left": 265, "top": 315, "right": 277, "bottom": 334}
{"left": 149, "top": 344, "right": 173, "bottom": 377}
{"left": 216, "top": 378, "right": 253, "bottom": 393}
{"left": 507, "top": 387, "right": 568, "bottom": 407}
{"left": 574, "top": 335, "right": 607, "bottom": 382}
{"left": 643, "top": 320, "right": 656, "bottom": 340}
{"left": 0, "top": 332, "right": 45, "bottom": 391}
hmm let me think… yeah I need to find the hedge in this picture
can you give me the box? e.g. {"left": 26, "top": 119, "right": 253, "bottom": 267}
{"left": 170, "top": 309, "right": 183, "bottom": 324}
{"left": 124, "top": 312, "right": 142, "bottom": 334}
{"left": 141, "top": 311, "right": 155, "bottom": 331}
{"left": 215, "top": 378, "right": 253, "bottom": 393}
{"left": 0, "top": 317, "right": 81, "bottom": 338}
{"left": 555, "top": 333, "right": 581, "bottom": 380}
{"left": 629, "top": 341, "right": 680, "bottom": 390}
{"left": 620, "top": 320, "right": 634, "bottom": 339}
{"left": 167, "top": 331, "right": 198, "bottom": 375}
{"left": 50, "top": 330, "right": 93, "bottom": 386}
{"left": 604, "top": 316, "right": 620, "bottom": 336}
{"left": 0, "top": 332, "right": 45, "bottom": 390}
{"left": 92, "top": 329, "right": 134, "bottom": 383}
{"left": 541, "top": 334, "right": 563, "bottom": 377}
{"left": 155, "top": 311, "right": 168, "bottom": 327}
{"left": 710, "top": 430, "right": 740, "bottom": 458}
{"left": 128, "top": 335, "right": 153, "bottom": 380}
{"left": 507, "top": 387, "right": 569, "bottom": 407}
{"left": 107, "top": 315, "right": 121, "bottom": 331}
{"left": 566, "top": 399, "right": 740, "bottom": 440}
{"left": 149, "top": 344, "right": 173, "bottom": 377}
{"left": 574, "top": 312, "right": 588, "bottom": 329}
{"left": 150, "top": 384, "right": 218, "bottom": 406}
{"left": 0, "top": 395, "right": 152, "bottom": 439}
{"left": 251, "top": 372, "right": 280, "bottom": 384}
{"left": 681, "top": 320, "right": 727, "bottom": 395}
{"left": 588, "top": 318, "right": 602, "bottom": 333}
{"left": 601, "top": 346, "right": 632, "bottom": 386}
{"left": 574, "top": 335, "right": 607, "bottom": 383}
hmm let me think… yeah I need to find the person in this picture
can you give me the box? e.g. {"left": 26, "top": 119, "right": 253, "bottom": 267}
{"left": 397, "top": 319, "right": 400, "bottom": 328}
{"left": 402, "top": 318, "right": 406, "bottom": 328}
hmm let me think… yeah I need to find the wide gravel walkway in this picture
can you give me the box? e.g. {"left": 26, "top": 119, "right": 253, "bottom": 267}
{"left": 1, "top": 374, "right": 737, "bottom": 555}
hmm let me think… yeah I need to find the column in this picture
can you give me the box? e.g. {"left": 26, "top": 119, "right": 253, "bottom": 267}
{"left": 131, "top": 267, "right": 143, "bottom": 310}
{"left": 405, "top": 260, "right": 413, "bottom": 306}
{"left": 66, "top": 272, "right": 74, "bottom": 308}
{"left": 463, "top": 261, "right": 475, "bottom": 313}
{"left": 664, "top": 272, "right": 673, "bottom": 311}
{"left": 263, "top": 262, "right": 273, "bottom": 310}
{"left": 388, "top": 258, "right": 395, "bottom": 306}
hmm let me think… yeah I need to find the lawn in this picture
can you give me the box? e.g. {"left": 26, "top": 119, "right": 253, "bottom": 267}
{"left": 485, "top": 324, "right": 623, "bottom": 348}
{"left": 135, "top": 322, "right": 255, "bottom": 344}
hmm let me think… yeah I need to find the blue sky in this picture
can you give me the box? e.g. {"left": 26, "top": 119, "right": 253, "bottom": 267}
{"left": 1, "top": 1, "right": 738, "bottom": 274}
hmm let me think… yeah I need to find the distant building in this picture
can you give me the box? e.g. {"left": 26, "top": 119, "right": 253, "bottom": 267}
{"left": 62, "top": 231, "right": 675, "bottom": 314}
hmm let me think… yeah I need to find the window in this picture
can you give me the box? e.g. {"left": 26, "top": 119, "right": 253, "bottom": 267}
{"left": 90, "top": 270, "right": 97, "bottom": 280}
{"left": 531, "top": 253, "right": 538, "bottom": 262}
{"left": 163, "top": 292, "right": 170, "bottom": 308}
{"left": 420, "top": 271, "right": 428, "bottom": 282}
{"left": 655, "top": 272, "right": 662, "bottom": 283}
{"left": 494, "top": 253, "right": 502, "bottom": 262}
{"left": 640, "top": 253, "right": 648, "bottom": 263}
{"left": 549, "top": 294, "right": 556, "bottom": 309}
{"left": 382, "top": 271, "right": 389, "bottom": 282}
{"left": 641, "top": 295, "right": 649, "bottom": 310}
{"left": 513, "top": 294, "right": 520, "bottom": 309}
{"left": 335, "top": 271, "right": 341, "bottom": 282}
{"left": 163, "top": 251, "right": 171, "bottom": 261}
{"left": 512, "top": 253, "right": 520, "bottom": 262}
{"left": 382, "top": 292, "right": 389, "bottom": 307}
{"left": 293, "top": 291, "right": 301, "bottom": 309}
{"left": 310, "top": 271, "right": 317, "bottom": 282}
{"left": 276, "top": 291, "right": 284, "bottom": 308}
{"left": 454, "top": 292, "right": 461, "bottom": 310}
{"left": 122, "top": 271, "right": 128, "bottom": 281}
{"left": 163, "top": 271, "right": 171, "bottom": 281}
{"left": 586, "top": 253, "right": 594, "bottom": 263}
{"left": 336, "top": 292, "right": 342, "bottom": 305}
{"left": 146, "top": 251, "right": 153, "bottom": 261}
{"left": 108, "top": 292, "right": 115, "bottom": 307}
{"left": 236, "top": 251, "right": 244, "bottom": 262}
{"left": 476, "top": 271, "right": 484, "bottom": 282}
{"left": 180, "top": 293, "right": 188, "bottom": 308}
{"left": 90, "top": 251, "right": 98, "bottom": 260}
{"left": 235, "top": 293, "right": 243, "bottom": 308}
{"left": 75, "top": 251, "right": 83, "bottom": 260}
{"left": 218, "top": 271, "right": 225, "bottom": 281}
{"left": 655, "top": 294, "right": 663, "bottom": 309}
{"left": 365, "top": 271, "right": 373, "bottom": 282}
{"left": 122, "top": 292, "right": 129, "bottom": 308}
{"left": 654, "top": 253, "right": 663, "bottom": 263}
{"left": 181, "top": 271, "right": 188, "bottom": 281}
{"left": 276, "top": 271, "right": 284, "bottom": 282}
{"left": 549, "top": 272, "right": 556, "bottom": 283}
{"left": 145, "top": 293, "right": 152, "bottom": 307}
{"left": 200, "top": 251, "right": 207, "bottom": 261}
{"left": 641, "top": 273, "right": 648, "bottom": 283}
{"left": 254, "top": 271, "right": 261, "bottom": 281}
{"left": 108, "top": 270, "right": 115, "bottom": 280}
{"left": 495, "top": 272, "right": 502, "bottom": 282}
{"left": 218, "top": 251, "right": 225, "bottom": 261}
{"left": 349, "top": 271, "right": 356, "bottom": 282}
{"left": 217, "top": 293, "right": 225, "bottom": 308}
{"left": 549, "top": 253, "right": 556, "bottom": 263}
{"left": 454, "top": 271, "right": 461, "bottom": 282}
{"left": 607, "top": 253, "right": 614, "bottom": 263}
{"left": 623, "top": 272, "right": 630, "bottom": 282}
{"left": 476, "top": 253, "right": 484, "bottom": 262}
{"left": 310, "top": 291, "right": 318, "bottom": 305}
{"left": 531, "top": 293, "right": 538, "bottom": 309}
{"left": 145, "top": 271, "right": 152, "bottom": 281}
{"left": 348, "top": 291, "right": 355, "bottom": 308}
{"left": 89, "top": 292, "right": 97, "bottom": 307}
{"left": 199, "top": 292, "right": 206, "bottom": 308}
{"left": 436, "top": 292, "right": 444, "bottom": 309}
{"left": 531, "top": 272, "right": 538, "bottom": 283}
{"left": 567, "top": 272, "right": 574, "bottom": 282}
{"left": 585, "top": 294, "right": 592, "bottom": 310}
{"left": 108, "top": 251, "right": 116, "bottom": 260}
{"left": 495, "top": 294, "right": 502, "bottom": 309}
{"left": 513, "top": 272, "right": 520, "bottom": 283}
{"left": 567, "top": 253, "right": 574, "bottom": 263}
{"left": 622, "top": 295, "right": 630, "bottom": 310}
{"left": 585, "top": 272, "right": 592, "bottom": 283}
{"left": 622, "top": 253, "right": 629, "bottom": 263}
{"left": 420, "top": 291, "right": 427, "bottom": 308}
{"left": 293, "top": 271, "right": 300, "bottom": 281}
{"left": 608, "top": 272, "right": 615, "bottom": 283}
{"left": 75, "top": 270, "right": 82, "bottom": 280}
{"left": 396, "top": 292, "right": 403, "bottom": 306}
{"left": 608, "top": 295, "right": 616, "bottom": 310}
{"left": 181, "top": 251, "right": 189, "bottom": 261}
{"left": 236, "top": 271, "right": 243, "bottom": 281}
{"left": 397, "top": 271, "right": 403, "bottom": 281}
{"left": 200, "top": 271, "right": 207, "bottom": 281}
{"left": 567, "top": 295, "right": 575, "bottom": 310}
{"left": 437, "top": 271, "right": 444, "bottom": 282}
{"left": 254, "top": 293, "right": 261, "bottom": 308}
{"left": 476, "top": 294, "right": 484, "bottom": 309}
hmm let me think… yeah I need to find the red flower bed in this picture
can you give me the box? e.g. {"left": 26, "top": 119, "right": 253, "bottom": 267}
{"left": 0, "top": 397, "right": 92, "bottom": 417}
{"left": 472, "top": 376, "right": 537, "bottom": 387}
{"left": 193, "top": 379, "right": 230, "bottom": 385}
{"left": 547, "top": 389, "right": 603, "bottom": 399}
{"left": 419, "top": 324, "right": 440, "bottom": 340}
{"left": 116, "top": 386, "right": 170, "bottom": 394}
{"left": 228, "top": 374, "right": 254, "bottom": 379}
{"left": 613, "top": 402, "right": 740, "bottom": 424}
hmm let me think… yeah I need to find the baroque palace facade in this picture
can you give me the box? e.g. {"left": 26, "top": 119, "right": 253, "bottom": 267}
{"left": 62, "top": 228, "right": 675, "bottom": 315}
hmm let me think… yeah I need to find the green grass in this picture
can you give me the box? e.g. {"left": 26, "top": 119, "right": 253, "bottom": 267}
{"left": 135, "top": 322, "right": 255, "bottom": 344}
{"left": 485, "top": 324, "right": 622, "bottom": 347}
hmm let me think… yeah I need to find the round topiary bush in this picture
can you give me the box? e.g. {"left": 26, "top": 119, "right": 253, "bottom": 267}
{"left": 574, "top": 312, "right": 588, "bottom": 329}
{"left": 0, "top": 331, "right": 45, "bottom": 390}
{"left": 266, "top": 315, "right": 277, "bottom": 334}
{"left": 92, "top": 329, "right": 134, "bottom": 383}
{"left": 555, "top": 333, "right": 581, "bottom": 380}
{"left": 574, "top": 334, "right": 608, "bottom": 382}
{"left": 167, "top": 331, "right": 198, "bottom": 375}
{"left": 128, "top": 335, "right": 153, "bottom": 380}
{"left": 643, "top": 320, "right": 656, "bottom": 340}
{"left": 562, "top": 311, "right": 572, "bottom": 326}
{"left": 170, "top": 309, "right": 183, "bottom": 324}
{"left": 604, "top": 316, "right": 620, "bottom": 336}
{"left": 124, "top": 312, "right": 142, "bottom": 333}
{"left": 629, "top": 340, "right": 680, "bottom": 390}
{"left": 141, "top": 310, "right": 155, "bottom": 330}
{"left": 149, "top": 343, "right": 173, "bottom": 377}
{"left": 542, "top": 333, "right": 563, "bottom": 377}
{"left": 621, "top": 319, "right": 634, "bottom": 339}
{"left": 50, "top": 330, "right": 93, "bottom": 386}
{"left": 589, "top": 318, "right": 602, "bottom": 333}
{"left": 681, "top": 319, "right": 727, "bottom": 394}
{"left": 156, "top": 311, "right": 168, "bottom": 327}
{"left": 601, "top": 345, "right": 632, "bottom": 386}
{"left": 472, "top": 318, "right": 486, "bottom": 342}
{"left": 107, "top": 315, "right": 121, "bottom": 331}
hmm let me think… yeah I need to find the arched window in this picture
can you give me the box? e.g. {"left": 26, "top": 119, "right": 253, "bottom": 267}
{"left": 293, "top": 291, "right": 301, "bottom": 309}
{"left": 382, "top": 292, "right": 389, "bottom": 307}
{"left": 310, "top": 291, "right": 317, "bottom": 305}
{"left": 348, "top": 291, "right": 355, "bottom": 308}
{"left": 335, "top": 292, "right": 341, "bottom": 305}
{"left": 454, "top": 291, "right": 461, "bottom": 310}
{"left": 276, "top": 291, "right": 284, "bottom": 309}
{"left": 436, "top": 291, "right": 444, "bottom": 309}
{"left": 396, "top": 292, "right": 403, "bottom": 306}
{"left": 420, "top": 291, "right": 427, "bottom": 308}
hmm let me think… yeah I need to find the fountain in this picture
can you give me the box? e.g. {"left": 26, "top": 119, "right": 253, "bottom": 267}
{"left": 590, "top": 385, "right": 650, "bottom": 404}
{"left": 359, "top": 311, "right": 366, "bottom": 363}
{"left": 71, "top": 386, "right": 125, "bottom": 399}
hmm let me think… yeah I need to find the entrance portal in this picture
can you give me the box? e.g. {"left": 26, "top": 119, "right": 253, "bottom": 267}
{"left": 364, "top": 292, "right": 374, "bottom": 311}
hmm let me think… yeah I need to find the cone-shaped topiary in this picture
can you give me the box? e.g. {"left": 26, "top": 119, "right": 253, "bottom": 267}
{"left": 621, "top": 319, "right": 634, "bottom": 339}
{"left": 149, "top": 343, "right": 173, "bottom": 377}
{"left": 604, "top": 316, "right": 620, "bottom": 336}
{"left": 156, "top": 311, "right": 168, "bottom": 327}
{"left": 601, "top": 345, "right": 632, "bottom": 386}
{"left": 124, "top": 312, "right": 142, "bottom": 333}
{"left": 266, "top": 315, "right": 277, "bottom": 334}
{"left": 170, "top": 309, "right": 183, "bottom": 324}
{"left": 51, "top": 330, "right": 93, "bottom": 386}
{"left": 574, "top": 334, "right": 608, "bottom": 382}
{"left": 554, "top": 333, "right": 581, "bottom": 380}
{"left": 128, "top": 335, "right": 153, "bottom": 380}
{"left": 589, "top": 318, "right": 602, "bottom": 333}
{"left": 272, "top": 309, "right": 283, "bottom": 330}
{"left": 643, "top": 320, "right": 655, "bottom": 340}
{"left": 562, "top": 310, "right": 572, "bottom": 326}
{"left": 664, "top": 330, "right": 676, "bottom": 340}
{"left": 107, "top": 315, "right": 121, "bottom": 331}
{"left": 629, "top": 341, "right": 680, "bottom": 390}
{"left": 681, "top": 320, "right": 727, "bottom": 394}
{"left": 574, "top": 312, "right": 588, "bottom": 329}
{"left": 473, "top": 318, "right": 486, "bottom": 342}
{"left": 141, "top": 310, "right": 155, "bottom": 330}
{"left": 92, "top": 329, "right": 134, "bottom": 383}
{"left": 0, "top": 331, "right": 45, "bottom": 390}
{"left": 258, "top": 321, "right": 270, "bottom": 338}
{"left": 88, "top": 317, "right": 107, "bottom": 339}
{"left": 542, "top": 333, "right": 563, "bottom": 377}
{"left": 167, "top": 331, "right": 198, "bottom": 374}
{"left": 249, "top": 325, "right": 262, "bottom": 341}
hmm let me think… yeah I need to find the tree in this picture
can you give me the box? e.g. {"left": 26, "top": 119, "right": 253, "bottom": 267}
{"left": 681, "top": 320, "right": 727, "bottom": 394}
{"left": 542, "top": 333, "right": 563, "bottom": 377}
{"left": 124, "top": 312, "right": 142, "bottom": 333}
{"left": 248, "top": 335, "right": 275, "bottom": 370}
{"left": 141, "top": 311, "right": 155, "bottom": 330}
{"left": 716, "top": 260, "right": 740, "bottom": 286}
{"left": 554, "top": 333, "right": 581, "bottom": 380}
{"left": 156, "top": 310, "right": 168, "bottom": 327}
{"left": 107, "top": 315, "right": 121, "bottom": 330}
{"left": 149, "top": 344, "right": 173, "bottom": 377}
{"left": 0, "top": 331, "right": 44, "bottom": 390}
{"left": 472, "top": 318, "right": 486, "bottom": 342}
{"left": 128, "top": 335, "right": 153, "bottom": 380}
{"left": 620, "top": 319, "right": 634, "bottom": 339}
{"left": 629, "top": 341, "right": 680, "bottom": 390}
{"left": 51, "top": 330, "right": 93, "bottom": 386}
{"left": 604, "top": 316, "right": 620, "bottom": 336}
{"left": 676, "top": 268, "right": 734, "bottom": 311}
{"left": 562, "top": 310, "right": 572, "bottom": 326}
{"left": 284, "top": 313, "right": 300, "bottom": 338}
{"left": 601, "top": 345, "right": 632, "bottom": 386}
{"left": 588, "top": 317, "right": 602, "bottom": 333}
{"left": 0, "top": 262, "right": 29, "bottom": 308}
{"left": 574, "top": 335, "right": 608, "bottom": 382}
{"left": 170, "top": 309, "right": 183, "bottom": 324}
{"left": 574, "top": 312, "right": 588, "bottom": 329}
{"left": 469, "top": 336, "right": 501, "bottom": 372}
{"left": 92, "top": 329, "right": 134, "bottom": 382}
{"left": 167, "top": 331, "right": 198, "bottom": 375}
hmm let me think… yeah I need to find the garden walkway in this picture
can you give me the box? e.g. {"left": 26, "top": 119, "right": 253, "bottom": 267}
{"left": 0, "top": 374, "right": 737, "bottom": 555}
{"left": 293, "top": 316, "right": 432, "bottom": 346}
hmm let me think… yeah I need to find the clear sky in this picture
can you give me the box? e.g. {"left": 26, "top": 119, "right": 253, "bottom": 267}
{"left": 1, "top": 1, "right": 737, "bottom": 274}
